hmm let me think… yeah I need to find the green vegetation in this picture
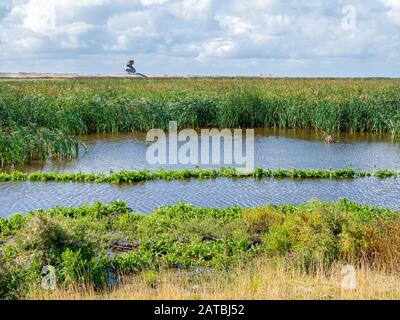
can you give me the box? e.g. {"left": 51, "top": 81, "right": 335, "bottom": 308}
{"left": 0, "top": 168, "right": 398, "bottom": 184}
{"left": 1, "top": 78, "right": 400, "bottom": 165}
{"left": 0, "top": 126, "right": 81, "bottom": 166}
{"left": 1, "top": 199, "right": 400, "bottom": 299}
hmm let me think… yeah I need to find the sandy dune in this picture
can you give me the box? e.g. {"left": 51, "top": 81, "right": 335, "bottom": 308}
{"left": 0, "top": 72, "right": 275, "bottom": 79}
{"left": 0, "top": 72, "right": 181, "bottom": 79}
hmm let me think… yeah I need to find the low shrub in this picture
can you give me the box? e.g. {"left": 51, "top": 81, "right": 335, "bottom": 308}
{"left": 1, "top": 199, "right": 400, "bottom": 298}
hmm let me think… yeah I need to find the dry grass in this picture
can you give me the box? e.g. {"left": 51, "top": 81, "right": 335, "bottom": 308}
{"left": 30, "top": 258, "right": 400, "bottom": 300}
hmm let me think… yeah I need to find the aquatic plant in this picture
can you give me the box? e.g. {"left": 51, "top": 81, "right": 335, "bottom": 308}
{"left": 0, "top": 126, "right": 82, "bottom": 166}
{"left": 1, "top": 78, "right": 400, "bottom": 165}
{"left": 0, "top": 168, "right": 397, "bottom": 184}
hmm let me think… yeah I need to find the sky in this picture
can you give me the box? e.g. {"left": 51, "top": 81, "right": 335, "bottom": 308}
{"left": 0, "top": 0, "right": 399, "bottom": 77}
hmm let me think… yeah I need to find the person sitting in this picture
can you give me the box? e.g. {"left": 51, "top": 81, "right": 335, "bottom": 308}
{"left": 125, "top": 60, "right": 136, "bottom": 74}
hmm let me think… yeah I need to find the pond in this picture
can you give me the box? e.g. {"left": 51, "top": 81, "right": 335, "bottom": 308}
{"left": 3, "top": 129, "right": 400, "bottom": 173}
{"left": 1, "top": 129, "right": 399, "bottom": 216}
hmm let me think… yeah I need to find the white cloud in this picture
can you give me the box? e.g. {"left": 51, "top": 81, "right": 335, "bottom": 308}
{"left": 381, "top": 0, "right": 400, "bottom": 25}
{"left": 14, "top": 36, "right": 42, "bottom": 51}
{"left": 140, "top": 0, "right": 168, "bottom": 6}
{"left": 0, "top": 0, "right": 399, "bottom": 76}
{"left": 229, "top": 0, "right": 275, "bottom": 12}
{"left": 21, "top": 1, "right": 56, "bottom": 34}
{"left": 105, "top": 10, "right": 160, "bottom": 51}
{"left": 196, "top": 38, "right": 237, "bottom": 60}
{"left": 170, "top": 0, "right": 212, "bottom": 20}
{"left": 216, "top": 16, "right": 254, "bottom": 36}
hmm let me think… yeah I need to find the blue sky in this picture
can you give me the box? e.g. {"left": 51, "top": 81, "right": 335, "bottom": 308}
{"left": 0, "top": 0, "right": 399, "bottom": 76}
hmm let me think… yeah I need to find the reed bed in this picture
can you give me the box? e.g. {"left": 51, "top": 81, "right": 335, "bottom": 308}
{"left": 0, "top": 126, "right": 81, "bottom": 166}
{"left": 0, "top": 168, "right": 398, "bottom": 184}
{"left": 1, "top": 78, "right": 400, "bottom": 165}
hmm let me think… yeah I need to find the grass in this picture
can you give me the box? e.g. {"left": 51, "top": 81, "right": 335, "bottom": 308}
{"left": 0, "top": 168, "right": 398, "bottom": 184}
{"left": 1, "top": 78, "right": 400, "bottom": 165}
{"left": 32, "top": 259, "right": 400, "bottom": 300}
{"left": 1, "top": 199, "right": 400, "bottom": 299}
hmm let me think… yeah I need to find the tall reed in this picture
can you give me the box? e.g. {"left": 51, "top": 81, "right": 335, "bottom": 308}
{"left": 0, "top": 126, "right": 81, "bottom": 166}
{"left": 1, "top": 78, "right": 399, "bottom": 164}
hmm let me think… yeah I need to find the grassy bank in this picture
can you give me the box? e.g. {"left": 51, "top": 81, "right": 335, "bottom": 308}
{"left": 1, "top": 199, "right": 400, "bottom": 299}
{"left": 1, "top": 78, "right": 400, "bottom": 165}
{"left": 0, "top": 168, "right": 399, "bottom": 184}
{"left": 33, "top": 259, "right": 400, "bottom": 300}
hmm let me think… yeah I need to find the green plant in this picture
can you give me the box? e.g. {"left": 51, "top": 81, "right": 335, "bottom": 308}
{"left": 142, "top": 270, "right": 160, "bottom": 288}
{"left": 0, "top": 168, "right": 397, "bottom": 184}
{"left": 1, "top": 78, "right": 400, "bottom": 165}
{"left": 2, "top": 199, "right": 400, "bottom": 299}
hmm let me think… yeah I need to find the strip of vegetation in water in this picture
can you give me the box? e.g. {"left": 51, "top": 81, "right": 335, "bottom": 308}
{"left": 1, "top": 199, "right": 399, "bottom": 299}
{"left": 1, "top": 78, "right": 400, "bottom": 165}
{"left": 0, "top": 168, "right": 398, "bottom": 184}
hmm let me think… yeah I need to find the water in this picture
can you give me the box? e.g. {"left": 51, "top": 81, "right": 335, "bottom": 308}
{"left": 1, "top": 129, "right": 400, "bottom": 217}
{"left": 1, "top": 178, "right": 400, "bottom": 217}
{"left": 3, "top": 129, "right": 400, "bottom": 173}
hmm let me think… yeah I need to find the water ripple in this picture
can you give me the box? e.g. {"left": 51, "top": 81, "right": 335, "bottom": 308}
{"left": 3, "top": 130, "right": 400, "bottom": 173}
{"left": 1, "top": 178, "right": 399, "bottom": 217}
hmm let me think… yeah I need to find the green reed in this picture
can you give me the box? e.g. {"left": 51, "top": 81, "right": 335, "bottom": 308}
{"left": 0, "top": 126, "right": 82, "bottom": 166}
{"left": 1, "top": 78, "right": 400, "bottom": 165}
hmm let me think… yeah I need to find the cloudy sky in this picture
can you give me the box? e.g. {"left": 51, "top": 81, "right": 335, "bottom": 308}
{"left": 0, "top": 0, "right": 399, "bottom": 76}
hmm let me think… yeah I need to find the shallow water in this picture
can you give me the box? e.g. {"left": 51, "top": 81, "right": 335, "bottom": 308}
{"left": 4, "top": 129, "right": 400, "bottom": 173}
{"left": 1, "top": 129, "right": 400, "bottom": 217}
{"left": 1, "top": 177, "right": 400, "bottom": 217}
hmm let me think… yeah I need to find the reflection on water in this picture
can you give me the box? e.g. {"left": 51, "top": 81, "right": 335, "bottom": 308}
{"left": 1, "top": 177, "right": 400, "bottom": 217}
{"left": 3, "top": 129, "right": 400, "bottom": 173}
{"left": 1, "top": 129, "right": 399, "bottom": 217}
